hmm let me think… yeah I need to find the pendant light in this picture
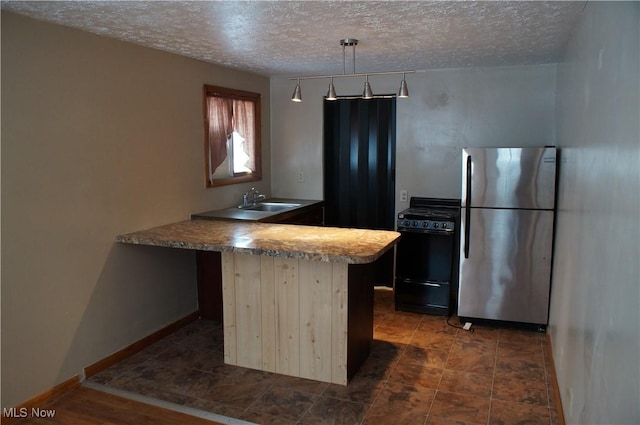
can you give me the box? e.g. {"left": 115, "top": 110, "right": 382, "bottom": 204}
{"left": 363, "top": 75, "right": 373, "bottom": 99}
{"left": 291, "top": 78, "right": 302, "bottom": 102}
{"left": 326, "top": 76, "right": 337, "bottom": 101}
{"left": 290, "top": 39, "right": 414, "bottom": 103}
{"left": 398, "top": 73, "right": 409, "bottom": 98}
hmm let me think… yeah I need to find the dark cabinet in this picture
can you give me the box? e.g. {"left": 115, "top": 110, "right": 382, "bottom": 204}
{"left": 274, "top": 204, "right": 324, "bottom": 226}
{"left": 196, "top": 251, "right": 223, "bottom": 322}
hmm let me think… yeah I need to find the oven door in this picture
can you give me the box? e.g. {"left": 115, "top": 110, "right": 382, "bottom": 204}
{"left": 395, "top": 229, "right": 456, "bottom": 315}
{"left": 395, "top": 230, "right": 455, "bottom": 283}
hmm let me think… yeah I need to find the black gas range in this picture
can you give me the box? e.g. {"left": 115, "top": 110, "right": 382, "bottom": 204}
{"left": 395, "top": 197, "right": 461, "bottom": 315}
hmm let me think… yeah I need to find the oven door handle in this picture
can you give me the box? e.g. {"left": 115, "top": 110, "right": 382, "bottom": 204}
{"left": 400, "top": 279, "right": 445, "bottom": 288}
{"left": 464, "top": 155, "right": 472, "bottom": 259}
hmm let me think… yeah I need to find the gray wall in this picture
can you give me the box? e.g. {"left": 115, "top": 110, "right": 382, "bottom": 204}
{"left": 550, "top": 2, "right": 640, "bottom": 423}
{"left": 270, "top": 64, "right": 557, "bottom": 210}
{"left": 1, "top": 12, "right": 270, "bottom": 408}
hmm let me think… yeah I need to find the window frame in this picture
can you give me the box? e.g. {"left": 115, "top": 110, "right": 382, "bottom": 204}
{"left": 203, "top": 84, "right": 262, "bottom": 187}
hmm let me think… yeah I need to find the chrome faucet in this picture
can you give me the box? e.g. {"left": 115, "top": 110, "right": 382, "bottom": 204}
{"left": 242, "top": 187, "right": 266, "bottom": 207}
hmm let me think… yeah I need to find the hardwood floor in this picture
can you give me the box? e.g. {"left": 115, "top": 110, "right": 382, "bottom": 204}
{"left": 9, "top": 387, "right": 226, "bottom": 425}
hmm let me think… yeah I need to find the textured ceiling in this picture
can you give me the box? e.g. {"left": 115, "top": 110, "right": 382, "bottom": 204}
{"left": 1, "top": 1, "right": 586, "bottom": 77}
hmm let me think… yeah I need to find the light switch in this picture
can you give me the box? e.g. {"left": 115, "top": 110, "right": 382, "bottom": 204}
{"left": 297, "top": 171, "right": 305, "bottom": 183}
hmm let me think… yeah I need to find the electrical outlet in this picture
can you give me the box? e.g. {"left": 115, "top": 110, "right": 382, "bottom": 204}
{"left": 297, "top": 171, "right": 304, "bottom": 183}
{"left": 400, "top": 190, "right": 408, "bottom": 202}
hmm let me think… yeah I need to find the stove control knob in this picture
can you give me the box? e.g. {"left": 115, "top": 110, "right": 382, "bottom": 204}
{"left": 423, "top": 221, "right": 428, "bottom": 228}
{"left": 413, "top": 221, "right": 418, "bottom": 227}
{"left": 442, "top": 223, "right": 448, "bottom": 229}
{"left": 405, "top": 220, "right": 411, "bottom": 226}
{"left": 433, "top": 222, "right": 439, "bottom": 228}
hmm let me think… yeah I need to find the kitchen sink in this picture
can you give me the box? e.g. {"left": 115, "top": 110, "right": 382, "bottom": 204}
{"left": 239, "top": 202, "right": 302, "bottom": 212}
{"left": 191, "top": 198, "right": 321, "bottom": 223}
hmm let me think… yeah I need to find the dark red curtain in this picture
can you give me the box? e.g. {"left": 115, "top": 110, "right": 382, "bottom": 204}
{"left": 208, "top": 96, "right": 233, "bottom": 177}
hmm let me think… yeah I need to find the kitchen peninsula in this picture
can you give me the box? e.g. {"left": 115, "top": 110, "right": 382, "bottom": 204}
{"left": 116, "top": 219, "right": 400, "bottom": 385}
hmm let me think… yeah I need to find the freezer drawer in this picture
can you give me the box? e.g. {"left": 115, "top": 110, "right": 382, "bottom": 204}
{"left": 458, "top": 207, "right": 554, "bottom": 324}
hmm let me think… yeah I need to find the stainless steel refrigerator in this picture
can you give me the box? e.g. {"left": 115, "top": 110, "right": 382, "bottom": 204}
{"left": 458, "top": 147, "right": 557, "bottom": 327}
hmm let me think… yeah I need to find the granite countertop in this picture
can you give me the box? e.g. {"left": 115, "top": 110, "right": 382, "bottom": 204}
{"left": 116, "top": 220, "right": 400, "bottom": 264}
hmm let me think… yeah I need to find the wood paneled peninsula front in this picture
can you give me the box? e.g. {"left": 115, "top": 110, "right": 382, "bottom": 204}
{"left": 116, "top": 219, "right": 400, "bottom": 385}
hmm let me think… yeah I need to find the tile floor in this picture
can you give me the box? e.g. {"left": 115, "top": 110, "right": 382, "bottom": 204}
{"left": 89, "top": 288, "right": 562, "bottom": 425}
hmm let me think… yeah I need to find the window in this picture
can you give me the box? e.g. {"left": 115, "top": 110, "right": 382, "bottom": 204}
{"left": 203, "top": 84, "right": 261, "bottom": 187}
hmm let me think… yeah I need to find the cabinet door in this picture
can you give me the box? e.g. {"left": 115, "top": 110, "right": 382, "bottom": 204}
{"left": 196, "top": 251, "right": 223, "bottom": 322}
{"left": 277, "top": 205, "right": 324, "bottom": 226}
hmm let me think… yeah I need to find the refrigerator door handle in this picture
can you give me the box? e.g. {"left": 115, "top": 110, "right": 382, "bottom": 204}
{"left": 464, "top": 155, "right": 471, "bottom": 258}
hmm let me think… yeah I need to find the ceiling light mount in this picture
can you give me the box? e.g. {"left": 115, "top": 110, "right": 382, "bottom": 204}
{"left": 290, "top": 39, "right": 414, "bottom": 103}
{"left": 339, "top": 38, "right": 358, "bottom": 47}
{"left": 341, "top": 38, "right": 358, "bottom": 74}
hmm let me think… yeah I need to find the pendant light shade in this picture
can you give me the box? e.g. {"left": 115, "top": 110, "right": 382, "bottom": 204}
{"left": 326, "top": 77, "right": 337, "bottom": 100}
{"left": 363, "top": 75, "right": 373, "bottom": 99}
{"left": 290, "top": 39, "right": 414, "bottom": 103}
{"left": 291, "top": 79, "right": 302, "bottom": 102}
{"left": 398, "top": 73, "right": 409, "bottom": 98}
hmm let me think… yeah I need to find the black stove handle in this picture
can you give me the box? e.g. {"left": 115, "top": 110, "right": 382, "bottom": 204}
{"left": 464, "top": 155, "right": 472, "bottom": 259}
